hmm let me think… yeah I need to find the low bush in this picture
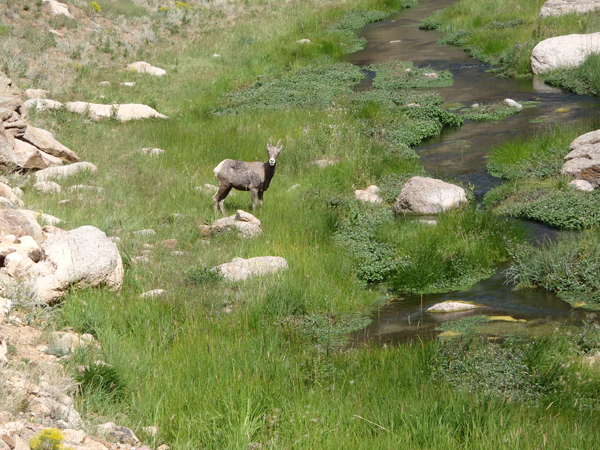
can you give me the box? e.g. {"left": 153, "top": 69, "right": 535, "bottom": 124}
{"left": 544, "top": 54, "right": 600, "bottom": 97}
{"left": 507, "top": 229, "right": 600, "bottom": 307}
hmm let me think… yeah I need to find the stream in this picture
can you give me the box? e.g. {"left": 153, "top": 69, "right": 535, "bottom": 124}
{"left": 348, "top": 0, "right": 600, "bottom": 344}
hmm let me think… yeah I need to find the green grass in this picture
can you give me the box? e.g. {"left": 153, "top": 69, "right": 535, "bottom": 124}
{"left": 507, "top": 229, "right": 600, "bottom": 308}
{"left": 13, "top": 0, "right": 600, "bottom": 447}
{"left": 419, "top": 0, "right": 600, "bottom": 77}
{"left": 544, "top": 53, "right": 600, "bottom": 97}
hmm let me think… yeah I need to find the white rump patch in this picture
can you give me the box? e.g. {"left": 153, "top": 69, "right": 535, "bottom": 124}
{"left": 214, "top": 160, "right": 226, "bottom": 177}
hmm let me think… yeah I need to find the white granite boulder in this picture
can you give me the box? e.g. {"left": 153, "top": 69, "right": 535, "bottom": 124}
{"left": 531, "top": 32, "right": 600, "bottom": 74}
{"left": 393, "top": 176, "right": 467, "bottom": 214}
{"left": 0, "top": 209, "right": 45, "bottom": 245}
{"left": 213, "top": 256, "right": 288, "bottom": 281}
{"left": 31, "top": 226, "right": 124, "bottom": 304}
{"left": 43, "top": 0, "right": 74, "bottom": 18}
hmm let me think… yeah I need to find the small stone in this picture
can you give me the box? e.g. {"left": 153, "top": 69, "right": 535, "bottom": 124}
{"left": 212, "top": 54, "right": 221, "bottom": 58}
{"left": 133, "top": 229, "right": 156, "bottom": 236}
{"left": 160, "top": 239, "right": 177, "bottom": 249}
{"left": 296, "top": 39, "right": 311, "bottom": 44}
{"left": 140, "top": 289, "right": 166, "bottom": 298}
{"left": 504, "top": 98, "right": 523, "bottom": 110}
{"left": 425, "top": 72, "right": 438, "bottom": 79}
{"left": 120, "top": 82, "right": 136, "bottom": 87}
{"left": 569, "top": 179, "right": 594, "bottom": 191}
{"left": 389, "top": 40, "right": 401, "bottom": 43}
{"left": 140, "top": 147, "right": 164, "bottom": 157}
{"left": 99, "top": 81, "right": 111, "bottom": 86}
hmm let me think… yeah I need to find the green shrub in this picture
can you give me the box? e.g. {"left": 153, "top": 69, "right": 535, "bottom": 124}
{"left": 498, "top": 187, "right": 600, "bottom": 230}
{"left": 186, "top": 266, "right": 223, "bottom": 285}
{"left": 367, "top": 61, "right": 454, "bottom": 90}
{"left": 507, "top": 229, "right": 600, "bottom": 307}
{"left": 75, "top": 362, "right": 126, "bottom": 400}
{"left": 544, "top": 54, "right": 600, "bottom": 97}
{"left": 461, "top": 101, "right": 521, "bottom": 122}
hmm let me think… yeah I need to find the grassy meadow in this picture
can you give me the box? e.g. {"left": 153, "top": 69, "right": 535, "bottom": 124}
{"left": 5, "top": 0, "right": 600, "bottom": 448}
{"left": 419, "top": 0, "right": 600, "bottom": 81}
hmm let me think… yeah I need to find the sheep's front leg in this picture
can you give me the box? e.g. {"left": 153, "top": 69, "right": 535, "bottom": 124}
{"left": 258, "top": 191, "right": 264, "bottom": 207}
{"left": 250, "top": 188, "right": 258, "bottom": 210}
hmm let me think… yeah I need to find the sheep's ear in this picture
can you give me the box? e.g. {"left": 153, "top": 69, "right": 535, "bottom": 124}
{"left": 276, "top": 139, "right": 282, "bottom": 147}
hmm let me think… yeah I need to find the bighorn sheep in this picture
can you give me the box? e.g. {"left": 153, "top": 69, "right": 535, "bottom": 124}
{"left": 212, "top": 138, "right": 283, "bottom": 215}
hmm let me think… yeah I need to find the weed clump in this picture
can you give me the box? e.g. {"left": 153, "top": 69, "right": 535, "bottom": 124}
{"left": 544, "top": 54, "right": 600, "bottom": 97}
{"left": 367, "top": 61, "right": 454, "bottom": 90}
{"left": 75, "top": 362, "right": 126, "bottom": 401}
{"left": 508, "top": 229, "right": 600, "bottom": 307}
{"left": 461, "top": 101, "right": 521, "bottom": 122}
{"left": 215, "top": 63, "right": 364, "bottom": 114}
{"left": 30, "top": 428, "right": 71, "bottom": 450}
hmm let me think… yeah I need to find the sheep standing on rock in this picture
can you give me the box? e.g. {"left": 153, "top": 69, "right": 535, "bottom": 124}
{"left": 212, "top": 138, "right": 283, "bottom": 215}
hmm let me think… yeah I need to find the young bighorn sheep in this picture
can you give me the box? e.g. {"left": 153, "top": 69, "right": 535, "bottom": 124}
{"left": 212, "top": 138, "right": 283, "bottom": 215}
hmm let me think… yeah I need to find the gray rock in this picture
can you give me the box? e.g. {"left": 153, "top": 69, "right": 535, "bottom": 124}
{"left": 31, "top": 226, "right": 124, "bottom": 304}
{"left": 24, "top": 99, "right": 63, "bottom": 111}
{"left": 34, "top": 181, "right": 63, "bottom": 194}
{"left": 211, "top": 210, "right": 262, "bottom": 238}
{"left": 562, "top": 129, "right": 600, "bottom": 186}
{"left": 531, "top": 32, "right": 600, "bottom": 74}
{"left": 540, "top": 0, "right": 600, "bottom": 17}
{"left": 0, "top": 209, "right": 44, "bottom": 245}
{"left": 393, "top": 176, "right": 467, "bottom": 214}
{"left": 0, "top": 123, "right": 17, "bottom": 171}
{"left": 564, "top": 129, "right": 600, "bottom": 160}
{"left": 0, "top": 182, "right": 23, "bottom": 205}
{"left": 127, "top": 61, "right": 166, "bottom": 76}
{"left": 22, "top": 126, "right": 81, "bottom": 163}
{"left": 24, "top": 89, "right": 49, "bottom": 99}
{"left": 96, "top": 422, "right": 140, "bottom": 445}
{"left": 35, "top": 162, "right": 98, "bottom": 181}
{"left": 14, "top": 139, "right": 54, "bottom": 170}
{"left": 213, "top": 256, "right": 288, "bottom": 281}
{"left": 504, "top": 98, "right": 523, "bottom": 110}
{"left": 570, "top": 179, "right": 594, "bottom": 191}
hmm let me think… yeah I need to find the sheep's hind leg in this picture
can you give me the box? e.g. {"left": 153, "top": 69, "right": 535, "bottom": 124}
{"left": 213, "top": 185, "right": 231, "bottom": 215}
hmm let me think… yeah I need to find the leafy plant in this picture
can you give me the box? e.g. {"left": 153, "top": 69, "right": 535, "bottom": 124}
{"left": 461, "top": 101, "right": 521, "bottom": 122}
{"left": 75, "top": 362, "right": 126, "bottom": 400}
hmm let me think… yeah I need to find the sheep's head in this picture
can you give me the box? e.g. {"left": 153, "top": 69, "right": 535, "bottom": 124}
{"left": 267, "top": 138, "right": 283, "bottom": 166}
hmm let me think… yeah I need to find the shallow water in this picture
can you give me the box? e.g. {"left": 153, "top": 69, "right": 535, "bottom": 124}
{"left": 349, "top": 0, "right": 600, "bottom": 194}
{"left": 347, "top": 0, "right": 600, "bottom": 343}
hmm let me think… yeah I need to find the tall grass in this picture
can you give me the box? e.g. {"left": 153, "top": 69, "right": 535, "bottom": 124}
{"left": 544, "top": 53, "right": 600, "bottom": 97}
{"left": 420, "top": 0, "right": 600, "bottom": 77}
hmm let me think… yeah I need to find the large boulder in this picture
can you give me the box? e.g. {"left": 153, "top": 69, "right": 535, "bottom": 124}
{"left": 31, "top": 226, "right": 124, "bottom": 304}
{"left": 213, "top": 256, "right": 288, "bottom": 281}
{"left": 65, "top": 102, "right": 168, "bottom": 121}
{"left": 14, "top": 139, "right": 57, "bottom": 170}
{"left": 0, "top": 209, "right": 44, "bottom": 245}
{"left": 21, "top": 126, "right": 81, "bottom": 163}
{"left": 531, "top": 32, "right": 600, "bottom": 74}
{"left": 562, "top": 129, "right": 600, "bottom": 187}
{"left": 393, "top": 176, "right": 467, "bottom": 214}
{"left": 539, "top": 0, "right": 600, "bottom": 17}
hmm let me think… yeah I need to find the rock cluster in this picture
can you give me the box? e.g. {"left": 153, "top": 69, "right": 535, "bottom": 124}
{"left": 562, "top": 129, "right": 600, "bottom": 189}
{"left": 531, "top": 32, "right": 600, "bottom": 74}
{"left": 393, "top": 176, "right": 467, "bottom": 214}
{"left": 539, "top": 0, "right": 600, "bottom": 17}
{"left": 0, "top": 72, "right": 81, "bottom": 172}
